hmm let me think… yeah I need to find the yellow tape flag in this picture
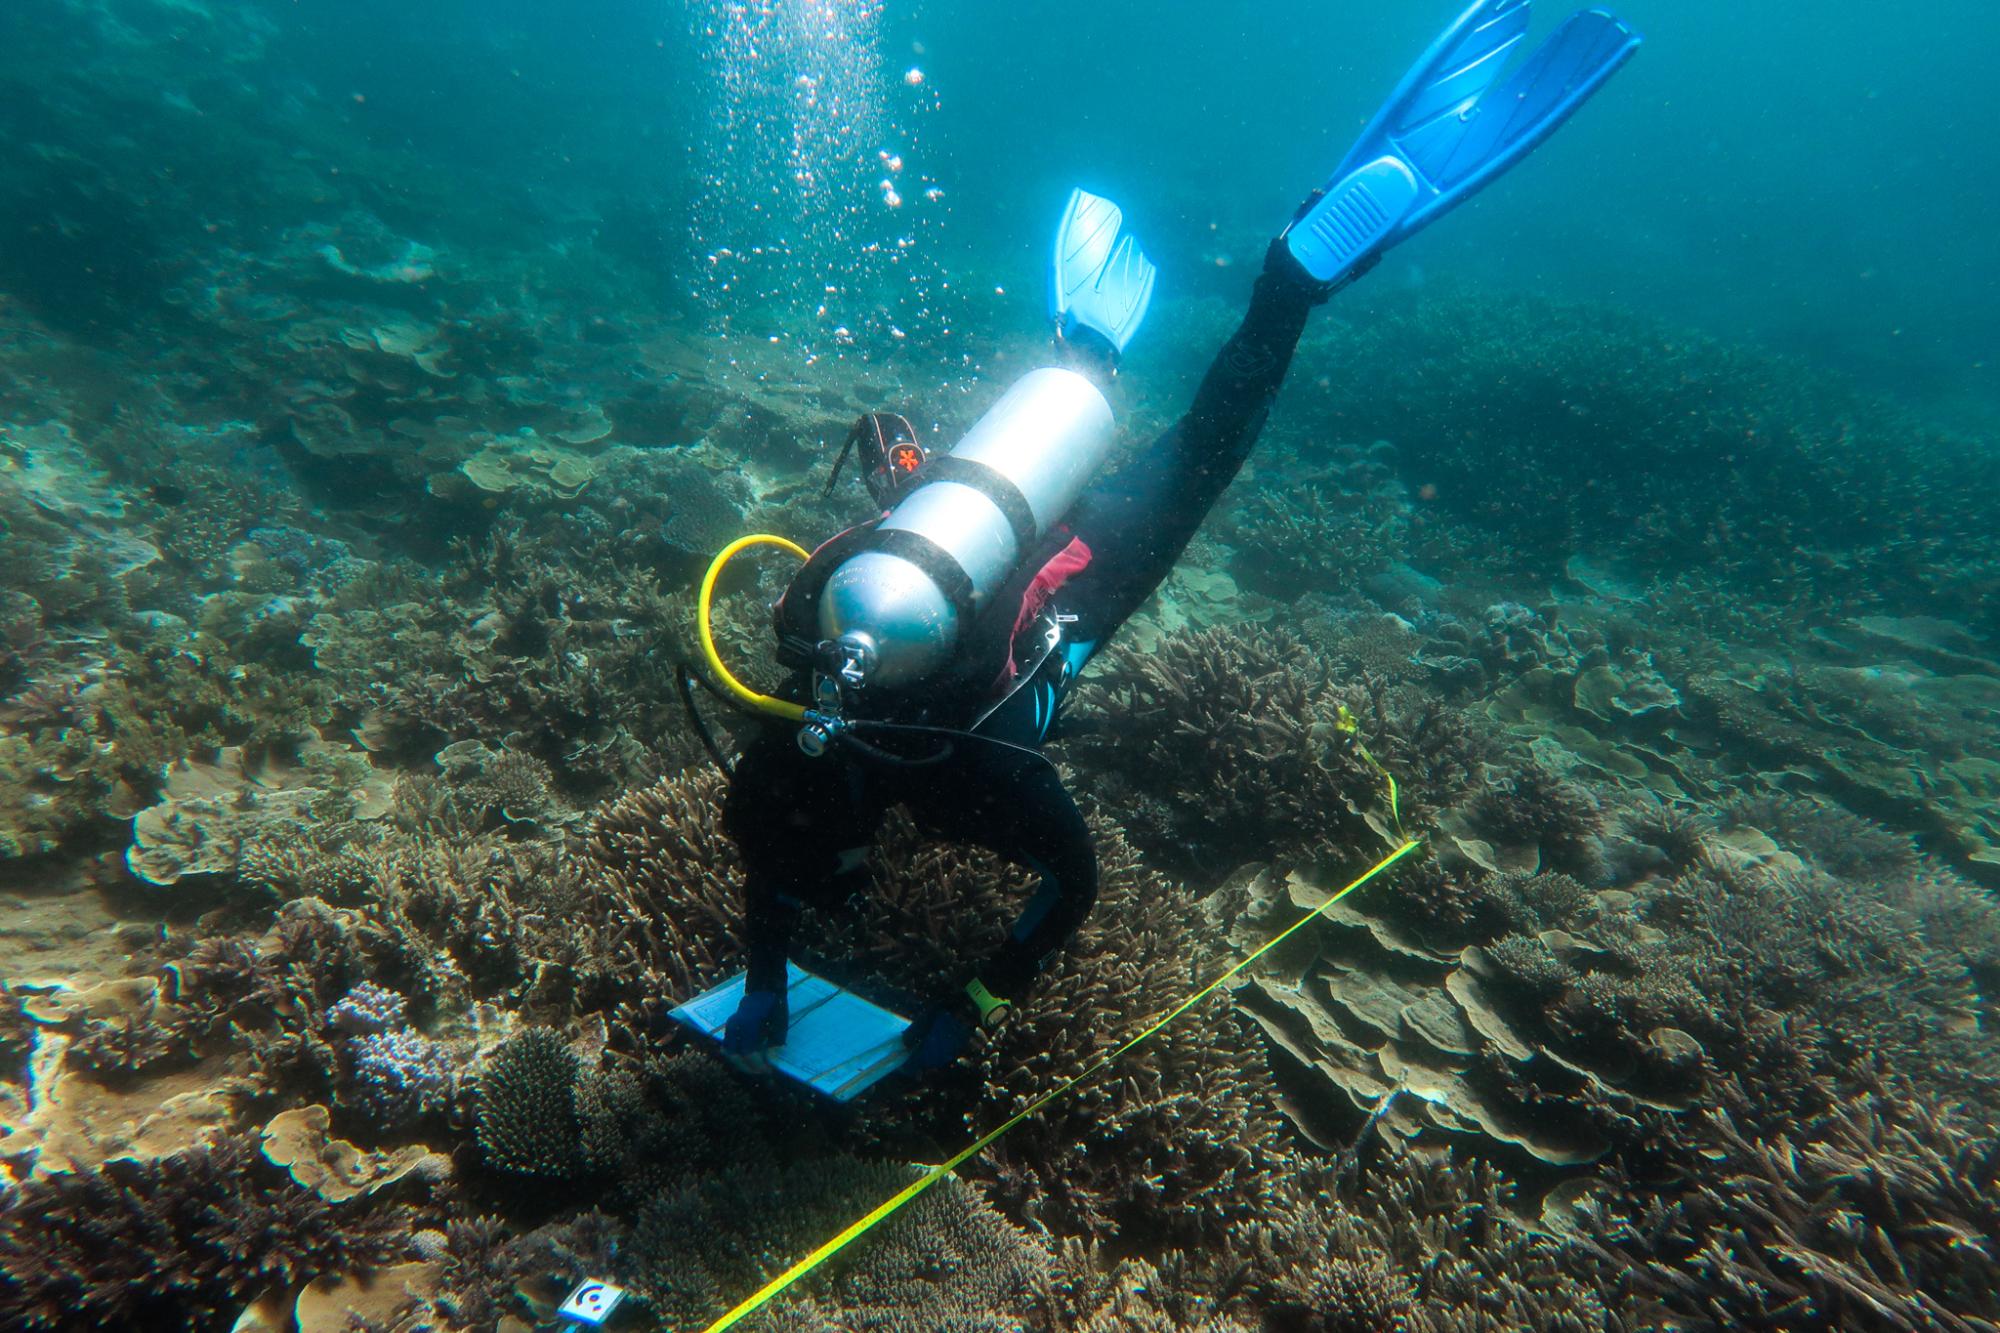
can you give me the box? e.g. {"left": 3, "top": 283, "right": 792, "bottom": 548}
{"left": 699, "top": 836, "right": 1424, "bottom": 1333}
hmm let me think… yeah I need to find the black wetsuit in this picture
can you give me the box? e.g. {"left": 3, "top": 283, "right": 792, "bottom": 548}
{"left": 723, "top": 243, "right": 1322, "bottom": 1010}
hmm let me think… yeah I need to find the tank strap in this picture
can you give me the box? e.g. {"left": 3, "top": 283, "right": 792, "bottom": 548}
{"left": 773, "top": 519, "right": 883, "bottom": 668}
{"left": 868, "top": 527, "right": 977, "bottom": 623}
{"left": 914, "top": 456, "right": 1038, "bottom": 555}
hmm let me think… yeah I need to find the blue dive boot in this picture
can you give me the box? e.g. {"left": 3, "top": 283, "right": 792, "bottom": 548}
{"left": 1284, "top": 0, "right": 1642, "bottom": 290}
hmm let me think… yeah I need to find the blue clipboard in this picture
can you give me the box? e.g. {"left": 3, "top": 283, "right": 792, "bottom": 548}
{"left": 670, "top": 964, "right": 912, "bottom": 1102}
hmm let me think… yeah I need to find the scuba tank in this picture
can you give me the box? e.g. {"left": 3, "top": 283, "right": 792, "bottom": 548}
{"left": 817, "top": 366, "right": 1114, "bottom": 691}
{"left": 686, "top": 190, "right": 1155, "bottom": 761}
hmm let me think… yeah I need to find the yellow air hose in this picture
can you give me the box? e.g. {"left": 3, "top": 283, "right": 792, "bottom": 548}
{"left": 698, "top": 534, "right": 811, "bottom": 722}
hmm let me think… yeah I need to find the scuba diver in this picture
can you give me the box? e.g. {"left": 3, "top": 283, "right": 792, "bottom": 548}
{"left": 706, "top": 0, "right": 1641, "bottom": 1075}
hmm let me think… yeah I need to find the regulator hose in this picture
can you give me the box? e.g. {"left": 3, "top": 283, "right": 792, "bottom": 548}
{"left": 698, "top": 534, "right": 811, "bottom": 722}
{"left": 694, "top": 534, "right": 1064, "bottom": 776}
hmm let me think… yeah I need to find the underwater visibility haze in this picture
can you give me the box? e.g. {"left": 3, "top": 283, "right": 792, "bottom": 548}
{"left": 1, "top": 1, "right": 1997, "bottom": 1330}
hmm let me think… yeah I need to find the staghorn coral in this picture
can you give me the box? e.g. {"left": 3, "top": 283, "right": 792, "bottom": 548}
{"left": 0, "top": 1132, "right": 409, "bottom": 1332}
{"left": 1598, "top": 1086, "right": 2000, "bottom": 1331}
{"left": 1465, "top": 758, "right": 1605, "bottom": 878}
{"left": 1614, "top": 797, "right": 1714, "bottom": 871}
{"left": 576, "top": 765, "right": 744, "bottom": 1015}
{"left": 1246, "top": 1146, "right": 1644, "bottom": 1333}
{"left": 1068, "top": 1255, "right": 1257, "bottom": 1333}
{"left": 59, "top": 1011, "right": 187, "bottom": 1082}
{"left": 301, "top": 513, "right": 712, "bottom": 797}
{"left": 1721, "top": 790, "right": 1917, "bottom": 882}
{"left": 1676, "top": 852, "right": 2000, "bottom": 1106}
{"left": 145, "top": 897, "right": 432, "bottom": 1101}
{"left": 1219, "top": 449, "right": 1412, "bottom": 601}
{"left": 474, "top": 1027, "right": 582, "bottom": 1178}
{"left": 1066, "top": 625, "right": 1361, "bottom": 873}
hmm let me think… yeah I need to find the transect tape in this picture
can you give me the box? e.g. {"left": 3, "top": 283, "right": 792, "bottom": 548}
{"left": 699, "top": 836, "right": 1425, "bottom": 1333}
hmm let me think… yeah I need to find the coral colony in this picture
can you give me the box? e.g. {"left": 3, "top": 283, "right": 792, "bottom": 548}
{"left": 3, "top": 4, "right": 2000, "bottom": 1332}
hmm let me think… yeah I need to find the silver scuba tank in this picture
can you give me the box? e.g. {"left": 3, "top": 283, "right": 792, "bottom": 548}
{"left": 817, "top": 366, "right": 1114, "bottom": 690}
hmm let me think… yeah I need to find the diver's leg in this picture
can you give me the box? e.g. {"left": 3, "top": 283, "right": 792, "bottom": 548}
{"left": 1060, "top": 241, "right": 1327, "bottom": 655}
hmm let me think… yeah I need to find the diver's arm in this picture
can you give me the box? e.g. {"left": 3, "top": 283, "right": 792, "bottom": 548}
{"left": 901, "top": 746, "right": 1100, "bottom": 1069}
{"left": 720, "top": 878, "right": 794, "bottom": 1066}
{"left": 742, "top": 878, "right": 796, "bottom": 995}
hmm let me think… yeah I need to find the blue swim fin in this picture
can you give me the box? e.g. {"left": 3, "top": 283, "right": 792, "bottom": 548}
{"left": 1050, "top": 188, "right": 1157, "bottom": 359}
{"left": 1285, "top": 1, "right": 1641, "bottom": 286}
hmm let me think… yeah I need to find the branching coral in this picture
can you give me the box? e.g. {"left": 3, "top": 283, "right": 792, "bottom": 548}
{"left": 1246, "top": 1147, "right": 1645, "bottom": 1333}
{"left": 1721, "top": 791, "right": 1916, "bottom": 882}
{"left": 147, "top": 898, "right": 428, "bottom": 1100}
{"left": 818, "top": 814, "right": 1300, "bottom": 1247}
{"left": 1598, "top": 1087, "right": 2000, "bottom": 1331}
{"left": 575, "top": 766, "right": 743, "bottom": 1018}
{"left": 0, "top": 1133, "right": 410, "bottom": 1332}
{"left": 1675, "top": 853, "right": 2000, "bottom": 1106}
{"left": 1069, "top": 624, "right": 1479, "bottom": 876}
{"left": 1465, "top": 758, "right": 1605, "bottom": 877}
{"left": 574, "top": 764, "right": 1297, "bottom": 1248}
{"left": 347, "top": 1027, "right": 456, "bottom": 1129}
{"left": 626, "top": 1157, "right": 1054, "bottom": 1333}
{"left": 475, "top": 1027, "right": 582, "bottom": 1178}
{"left": 301, "top": 515, "right": 712, "bottom": 797}
{"left": 1218, "top": 448, "right": 1412, "bottom": 601}
{"left": 1294, "top": 286, "right": 1999, "bottom": 619}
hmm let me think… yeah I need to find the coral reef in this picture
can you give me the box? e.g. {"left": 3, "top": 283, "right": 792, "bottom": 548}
{"left": 576, "top": 768, "right": 1301, "bottom": 1247}
{"left": 475, "top": 1027, "right": 582, "bottom": 1178}
{"left": 1596, "top": 1086, "right": 2000, "bottom": 1330}
{"left": 327, "top": 980, "right": 408, "bottom": 1035}
{"left": 628, "top": 1159, "right": 1054, "bottom": 1332}
{"left": 0, "top": 1134, "right": 410, "bottom": 1332}
{"left": 347, "top": 1028, "right": 456, "bottom": 1128}
{"left": 1067, "top": 624, "right": 1481, "bottom": 875}
{"left": 1296, "top": 285, "right": 2000, "bottom": 618}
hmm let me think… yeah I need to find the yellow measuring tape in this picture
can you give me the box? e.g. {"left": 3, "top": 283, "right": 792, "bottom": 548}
{"left": 1336, "top": 703, "right": 1406, "bottom": 839}
{"left": 699, "top": 835, "right": 1424, "bottom": 1333}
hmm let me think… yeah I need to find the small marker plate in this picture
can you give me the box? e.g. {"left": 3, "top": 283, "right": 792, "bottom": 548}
{"left": 558, "top": 1279, "right": 628, "bottom": 1326}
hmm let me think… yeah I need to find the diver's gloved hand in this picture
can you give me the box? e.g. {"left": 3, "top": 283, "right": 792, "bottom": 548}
{"left": 722, "top": 987, "right": 789, "bottom": 1074}
{"left": 901, "top": 979, "right": 1012, "bottom": 1075}
{"left": 902, "top": 1005, "right": 973, "bottom": 1074}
